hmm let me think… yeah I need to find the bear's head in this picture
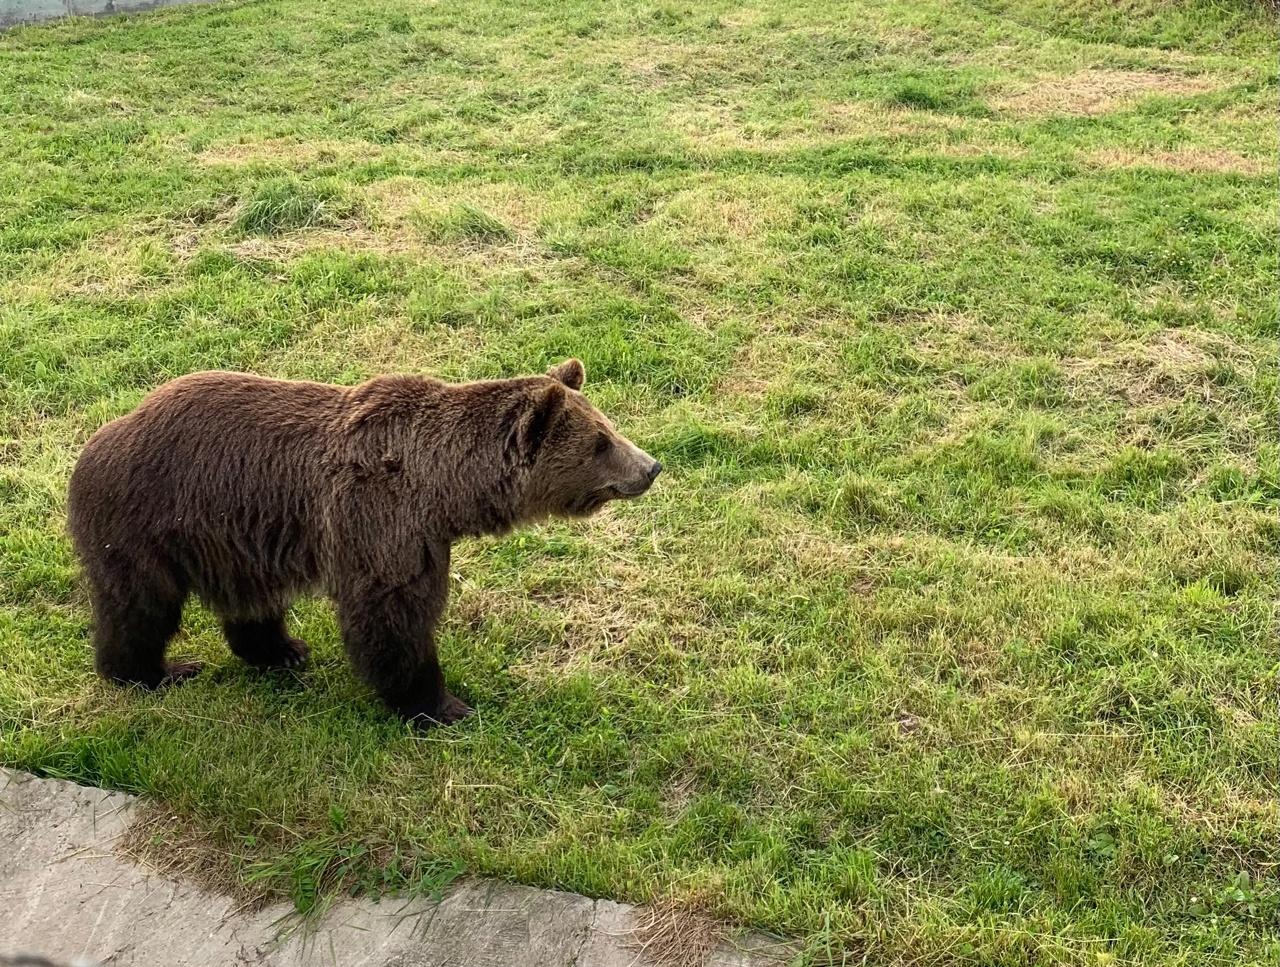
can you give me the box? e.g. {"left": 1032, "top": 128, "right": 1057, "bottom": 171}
{"left": 518, "top": 359, "right": 662, "bottom": 519}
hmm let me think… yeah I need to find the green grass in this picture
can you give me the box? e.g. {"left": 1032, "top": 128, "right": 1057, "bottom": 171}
{"left": 1, "top": 0, "right": 1277, "bottom": 964}
{"left": 231, "top": 176, "right": 354, "bottom": 236}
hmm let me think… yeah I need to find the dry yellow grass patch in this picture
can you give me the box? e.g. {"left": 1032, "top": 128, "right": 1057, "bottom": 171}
{"left": 361, "top": 175, "right": 432, "bottom": 222}
{"left": 1159, "top": 788, "right": 1280, "bottom": 849}
{"left": 659, "top": 180, "right": 794, "bottom": 243}
{"left": 717, "top": 9, "right": 764, "bottom": 28}
{"left": 122, "top": 805, "right": 273, "bottom": 912}
{"left": 928, "top": 140, "right": 1027, "bottom": 161}
{"left": 11, "top": 231, "right": 152, "bottom": 299}
{"left": 64, "top": 88, "right": 132, "bottom": 114}
{"left": 1085, "top": 146, "right": 1269, "bottom": 176}
{"left": 1138, "top": 282, "right": 1238, "bottom": 324}
{"left": 627, "top": 54, "right": 676, "bottom": 89}
{"left": 860, "top": 525, "right": 1143, "bottom": 591}
{"left": 627, "top": 900, "right": 728, "bottom": 967}
{"left": 196, "top": 138, "right": 383, "bottom": 168}
{"left": 449, "top": 507, "right": 668, "bottom": 677}
{"left": 225, "top": 222, "right": 407, "bottom": 260}
{"left": 451, "top": 577, "right": 652, "bottom": 678}
{"left": 782, "top": 528, "right": 882, "bottom": 592}
{"left": 710, "top": 324, "right": 822, "bottom": 400}
{"left": 271, "top": 312, "right": 491, "bottom": 381}
{"left": 817, "top": 101, "right": 970, "bottom": 138}
{"left": 1064, "top": 329, "right": 1247, "bottom": 405}
{"left": 995, "top": 69, "right": 1219, "bottom": 117}
{"left": 224, "top": 226, "right": 572, "bottom": 290}
{"left": 506, "top": 591, "right": 665, "bottom": 675}
{"left": 363, "top": 176, "right": 558, "bottom": 236}
{"left": 669, "top": 101, "right": 975, "bottom": 152}
{"left": 906, "top": 310, "right": 1008, "bottom": 355}
{"left": 620, "top": 39, "right": 716, "bottom": 89}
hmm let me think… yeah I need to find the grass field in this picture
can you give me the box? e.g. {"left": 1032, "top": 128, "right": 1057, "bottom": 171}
{"left": 1, "top": 0, "right": 1277, "bottom": 963}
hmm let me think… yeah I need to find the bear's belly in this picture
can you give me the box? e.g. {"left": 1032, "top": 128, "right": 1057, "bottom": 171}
{"left": 171, "top": 513, "right": 323, "bottom": 619}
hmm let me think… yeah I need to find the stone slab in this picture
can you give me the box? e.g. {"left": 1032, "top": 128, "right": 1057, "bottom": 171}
{"left": 0, "top": 769, "right": 793, "bottom": 967}
{"left": 1, "top": 0, "right": 211, "bottom": 29}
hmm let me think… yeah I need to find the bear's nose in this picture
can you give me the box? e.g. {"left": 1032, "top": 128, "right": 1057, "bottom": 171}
{"left": 647, "top": 460, "right": 663, "bottom": 482}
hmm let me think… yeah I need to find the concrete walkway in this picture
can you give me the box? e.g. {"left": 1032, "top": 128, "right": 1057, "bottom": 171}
{"left": 0, "top": 0, "right": 210, "bottom": 31}
{"left": 0, "top": 770, "right": 792, "bottom": 967}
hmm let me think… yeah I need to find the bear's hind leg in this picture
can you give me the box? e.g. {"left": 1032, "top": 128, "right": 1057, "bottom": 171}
{"left": 91, "top": 578, "right": 195, "bottom": 689}
{"left": 223, "top": 616, "right": 309, "bottom": 670}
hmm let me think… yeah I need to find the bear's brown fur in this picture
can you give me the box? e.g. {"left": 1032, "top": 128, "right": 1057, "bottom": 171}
{"left": 67, "top": 360, "right": 660, "bottom": 726}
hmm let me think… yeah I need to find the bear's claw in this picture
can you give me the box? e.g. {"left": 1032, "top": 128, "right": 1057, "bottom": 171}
{"left": 409, "top": 693, "right": 474, "bottom": 729}
{"left": 244, "top": 636, "right": 309, "bottom": 671}
{"left": 161, "top": 660, "right": 205, "bottom": 686}
{"left": 271, "top": 637, "right": 310, "bottom": 670}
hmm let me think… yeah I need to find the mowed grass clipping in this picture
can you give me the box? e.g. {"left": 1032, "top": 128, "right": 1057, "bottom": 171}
{"left": 1, "top": 0, "right": 1277, "bottom": 964}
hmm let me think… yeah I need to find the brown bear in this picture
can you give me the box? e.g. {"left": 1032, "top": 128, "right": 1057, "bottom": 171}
{"left": 67, "top": 359, "right": 660, "bottom": 727}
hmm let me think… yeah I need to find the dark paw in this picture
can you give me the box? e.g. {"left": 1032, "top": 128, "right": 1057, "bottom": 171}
{"left": 407, "top": 692, "right": 474, "bottom": 730}
{"left": 161, "top": 660, "right": 205, "bottom": 686}
{"left": 248, "top": 637, "right": 309, "bottom": 671}
{"left": 281, "top": 637, "right": 310, "bottom": 668}
{"left": 273, "top": 637, "right": 310, "bottom": 669}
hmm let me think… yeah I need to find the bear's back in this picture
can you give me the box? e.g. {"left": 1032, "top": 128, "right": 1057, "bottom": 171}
{"left": 69, "top": 372, "right": 352, "bottom": 613}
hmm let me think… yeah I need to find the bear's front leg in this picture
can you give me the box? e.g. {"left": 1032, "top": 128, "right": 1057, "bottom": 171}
{"left": 335, "top": 570, "right": 472, "bottom": 728}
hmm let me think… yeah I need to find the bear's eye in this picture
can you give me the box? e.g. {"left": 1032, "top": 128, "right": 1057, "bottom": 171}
{"left": 594, "top": 432, "right": 613, "bottom": 456}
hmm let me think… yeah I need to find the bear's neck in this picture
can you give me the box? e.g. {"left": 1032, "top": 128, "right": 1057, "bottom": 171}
{"left": 435, "top": 443, "right": 529, "bottom": 541}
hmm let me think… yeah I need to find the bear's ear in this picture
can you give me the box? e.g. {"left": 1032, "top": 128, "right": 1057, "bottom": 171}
{"left": 547, "top": 358, "right": 585, "bottom": 391}
{"left": 520, "top": 381, "right": 565, "bottom": 457}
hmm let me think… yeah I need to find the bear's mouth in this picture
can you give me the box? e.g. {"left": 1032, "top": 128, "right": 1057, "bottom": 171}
{"left": 612, "top": 480, "right": 653, "bottom": 498}
{"left": 572, "top": 487, "right": 618, "bottom": 516}
{"left": 570, "top": 474, "right": 656, "bottom": 516}
{"left": 572, "top": 484, "right": 643, "bottom": 516}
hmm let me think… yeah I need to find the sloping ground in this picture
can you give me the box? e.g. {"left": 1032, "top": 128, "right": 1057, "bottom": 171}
{"left": 1, "top": 1, "right": 1277, "bottom": 964}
